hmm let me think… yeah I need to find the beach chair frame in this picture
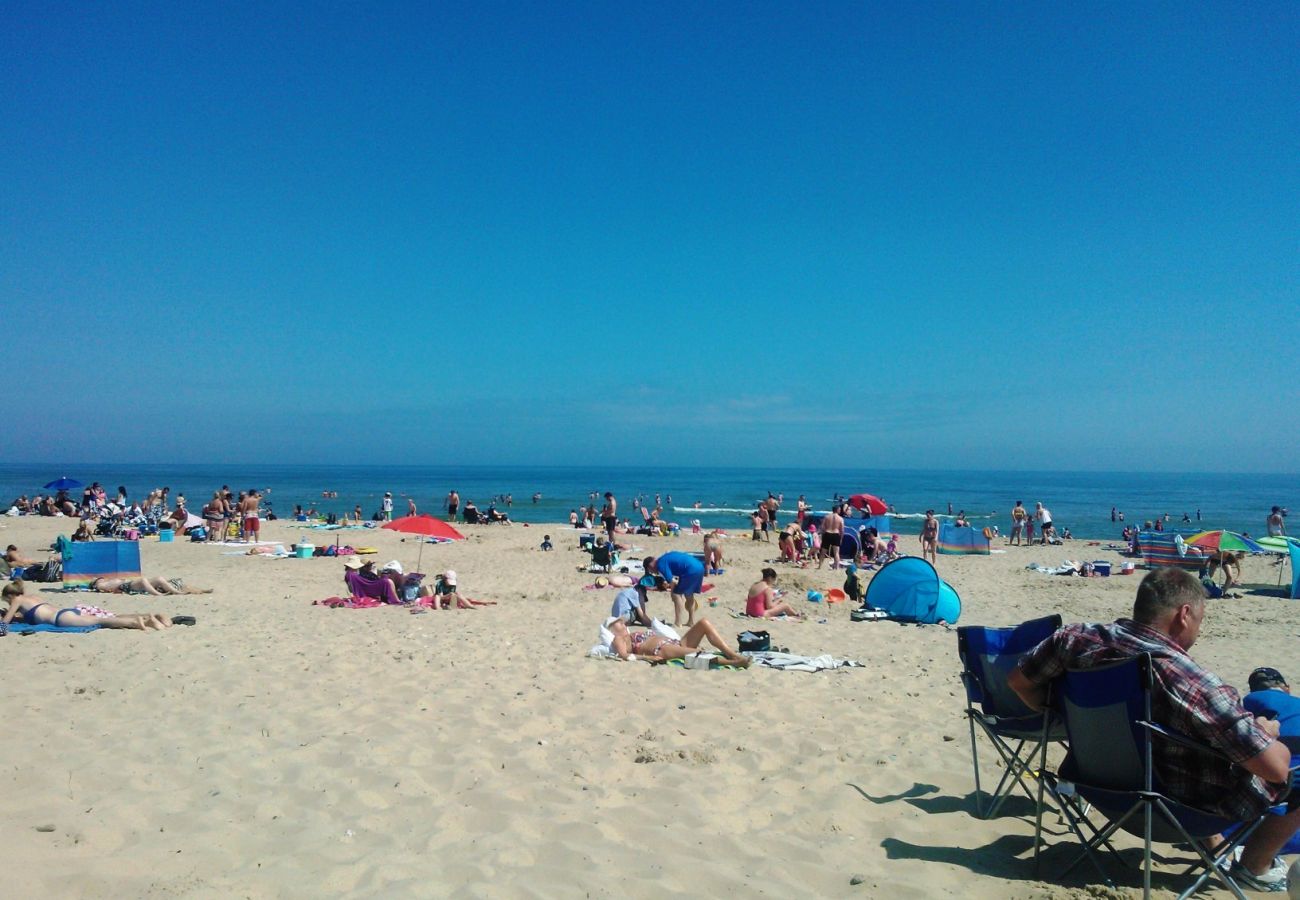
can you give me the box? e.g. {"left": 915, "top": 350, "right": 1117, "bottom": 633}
{"left": 956, "top": 614, "right": 1065, "bottom": 819}
{"left": 1037, "top": 653, "right": 1271, "bottom": 900}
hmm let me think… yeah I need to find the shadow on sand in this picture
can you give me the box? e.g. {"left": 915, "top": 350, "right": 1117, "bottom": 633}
{"left": 851, "top": 780, "right": 1216, "bottom": 893}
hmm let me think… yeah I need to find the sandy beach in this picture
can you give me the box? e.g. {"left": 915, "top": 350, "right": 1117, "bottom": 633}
{"left": 3, "top": 515, "right": 1296, "bottom": 898}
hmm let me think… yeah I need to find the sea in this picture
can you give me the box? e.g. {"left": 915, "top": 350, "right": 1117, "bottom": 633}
{"left": 1, "top": 464, "right": 1293, "bottom": 542}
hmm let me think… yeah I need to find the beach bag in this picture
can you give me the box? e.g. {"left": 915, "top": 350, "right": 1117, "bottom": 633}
{"left": 737, "top": 630, "right": 770, "bottom": 652}
{"left": 189, "top": 527, "right": 207, "bottom": 541}
{"left": 24, "top": 560, "right": 62, "bottom": 583}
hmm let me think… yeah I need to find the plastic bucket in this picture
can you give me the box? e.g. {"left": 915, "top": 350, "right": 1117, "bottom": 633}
{"left": 158, "top": 529, "right": 174, "bottom": 543}
{"left": 826, "top": 588, "right": 847, "bottom": 603}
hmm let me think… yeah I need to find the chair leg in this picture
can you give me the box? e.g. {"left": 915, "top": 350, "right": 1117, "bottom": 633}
{"left": 1059, "top": 800, "right": 1142, "bottom": 885}
{"left": 1033, "top": 746, "right": 1048, "bottom": 875}
{"left": 968, "top": 714, "right": 986, "bottom": 817}
{"left": 1158, "top": 799, "right": 1257, "bottom": 900}
{"left": 1143, "top": 799, "right": 1152, "bottom": 900}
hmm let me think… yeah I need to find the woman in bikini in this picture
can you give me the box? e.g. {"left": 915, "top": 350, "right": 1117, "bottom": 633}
{"left": 203, "top": 491, "right": 226, "bottom": 542}
{"left": 606, "top": 617, "right": 751, "bottom": 667}
{"left": 920, "top": 510, "right": 939, "bottom": 564}
{"left": 2, "top": 581, "right": 191, "bottom": 631}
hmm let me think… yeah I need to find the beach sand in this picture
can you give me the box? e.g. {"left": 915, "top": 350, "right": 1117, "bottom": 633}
{"left": 2, "top": 515, "right": 1295, "bottom": 898}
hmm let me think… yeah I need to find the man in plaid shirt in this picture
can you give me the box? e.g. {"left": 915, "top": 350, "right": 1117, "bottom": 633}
{"left": 1009, "top": 567, "right": 1300, "bottom": 891}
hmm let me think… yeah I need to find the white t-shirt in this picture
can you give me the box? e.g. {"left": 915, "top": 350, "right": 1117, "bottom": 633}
{"left": 1037, "top": 507, "right": 1052, "bottom": 525}
{"left": 382, "top": 496, "right": 393, "bottom": 513}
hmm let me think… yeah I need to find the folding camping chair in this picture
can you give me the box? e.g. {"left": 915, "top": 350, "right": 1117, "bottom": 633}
{"left": 956, "top": 614, "right": 1064, "bottom": 818}
{"left": 1037, "top": 653, "right": 1272, "bottom": 900}
{"left": 588, "top": 542, "right": 618, "bottom": 573}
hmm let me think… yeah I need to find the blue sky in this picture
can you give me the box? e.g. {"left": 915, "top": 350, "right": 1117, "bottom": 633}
{"left": 4, "top": 2, "right": 1297, "bottom": 471}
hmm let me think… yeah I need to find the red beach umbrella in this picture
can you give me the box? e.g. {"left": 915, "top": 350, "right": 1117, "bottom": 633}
{"left": 382, "top": 514, "right": 465, "bottom": 572}
{"left": 847, "top": 493, "right": 888, "bottom": 516}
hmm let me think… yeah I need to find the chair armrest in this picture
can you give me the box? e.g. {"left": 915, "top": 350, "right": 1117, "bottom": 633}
{"left": 1139, "top": 720, "right": 1237, "bottom": 765}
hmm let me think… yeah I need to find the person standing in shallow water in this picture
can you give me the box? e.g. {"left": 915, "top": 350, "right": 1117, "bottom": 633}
{"left": 1010, "top": 501, "right": 1026, "bottom": 546}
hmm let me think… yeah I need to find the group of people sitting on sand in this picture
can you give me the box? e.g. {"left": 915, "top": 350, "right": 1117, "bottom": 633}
{"left": 341, "top": 557, "right": 490, "bottom": 608}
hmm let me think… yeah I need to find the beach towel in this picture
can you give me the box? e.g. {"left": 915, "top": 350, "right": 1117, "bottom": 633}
{"left": 745, "top": 651, "right": 862, "bottom": 672}
{"left": 1, "top": 622, "right": 100, "bottom": 635}
{"left": 315, "top": 595, "right": 436, "bottom": 609}
{"left": 1025, "top": 561, "right": 1081, "bottom": 576}
{"left": 663, "top": 652, "right": 746, "bottom": 670}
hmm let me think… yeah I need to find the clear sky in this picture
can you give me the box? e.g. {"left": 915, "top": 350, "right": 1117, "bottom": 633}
{"left": 4, "top": 2, "right": 1297, "bottom": 471}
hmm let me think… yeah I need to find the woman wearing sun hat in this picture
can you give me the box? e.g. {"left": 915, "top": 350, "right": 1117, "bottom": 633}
{"left": 432, "top": 570, "right": 477, "bottom": 609}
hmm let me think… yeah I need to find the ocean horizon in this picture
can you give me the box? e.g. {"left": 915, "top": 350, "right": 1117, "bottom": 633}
{"left": 2, "top": 463, "right": 1292, "bottom": 543}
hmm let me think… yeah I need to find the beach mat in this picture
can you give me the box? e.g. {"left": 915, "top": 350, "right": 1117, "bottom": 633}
{"left": 2, "top": 623, "right": 100, "bottom": 635}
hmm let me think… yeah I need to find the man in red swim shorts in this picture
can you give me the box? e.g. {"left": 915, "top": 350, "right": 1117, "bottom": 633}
{"left": 240, "top": 489, "right": 261, "bottom": 542}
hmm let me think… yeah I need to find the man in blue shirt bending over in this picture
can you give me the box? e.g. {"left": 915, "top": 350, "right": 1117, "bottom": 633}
{"left": 645, "top": 552, "right": 705, "bottom": 629}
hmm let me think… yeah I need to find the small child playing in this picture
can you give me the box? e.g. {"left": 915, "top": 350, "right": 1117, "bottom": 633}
{"left": 540, "top": 535, "right": 553, "bottom": 551}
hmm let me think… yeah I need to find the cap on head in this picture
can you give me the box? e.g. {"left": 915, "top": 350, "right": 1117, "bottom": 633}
{"left": 1249, "top": 667, "right": 1287, "bottom": 692}
{"left": 442, "top": 570, "right": 457, "bottom": 586}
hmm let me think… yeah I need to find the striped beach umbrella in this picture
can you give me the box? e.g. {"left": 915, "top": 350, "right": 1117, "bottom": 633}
{"left": 1184, "top": 530, "right": 1265, "bottom": 554}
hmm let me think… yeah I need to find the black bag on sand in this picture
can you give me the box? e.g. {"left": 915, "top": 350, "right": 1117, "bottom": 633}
{"left": 22, "top": 560, "right": 62, "bottom": 583}
{"left": 737, "top": 630, "right": 770, "bottom": 652}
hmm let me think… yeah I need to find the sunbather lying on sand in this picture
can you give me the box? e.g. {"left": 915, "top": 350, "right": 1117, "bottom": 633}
{"left": 90, "top": 576, "right": 212, "bottom": 595}
{"left": 2, "top": 581, "right": 193, "bottom": 630}
{"left": 606, "top": 618, "right": 750, "bottom": 667}
{"left": 5, "top": 545, "right": 37, "bottom": 568}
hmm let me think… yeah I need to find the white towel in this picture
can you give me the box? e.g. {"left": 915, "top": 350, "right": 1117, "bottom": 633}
{"left": 748, "top": 651, "right": 862, "bottom": 672}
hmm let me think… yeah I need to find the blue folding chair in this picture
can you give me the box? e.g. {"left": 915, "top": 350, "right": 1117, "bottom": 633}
{"left": 957, "top": 614, "right": 1064, "bottom": 818}
{"left": 1039, "top": 653, "right": 1272, "bottom": 900}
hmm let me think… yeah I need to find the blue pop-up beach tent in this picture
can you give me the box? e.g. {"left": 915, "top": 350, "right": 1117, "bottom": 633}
{"left": 864, "top": 556, "right": 962, "bottom": 624}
